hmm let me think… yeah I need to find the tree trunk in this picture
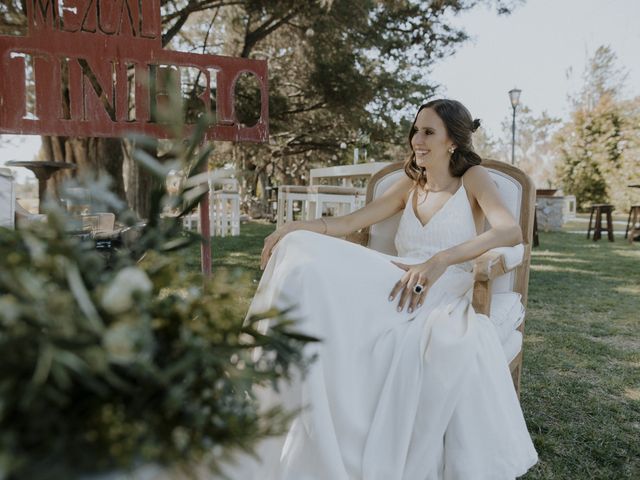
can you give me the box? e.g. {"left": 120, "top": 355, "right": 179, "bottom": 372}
{"left": 40, "top": 136, "right": 127, "bottom": 212}
{"left": 123, "top": 140, "right": 159, "bottom": 219}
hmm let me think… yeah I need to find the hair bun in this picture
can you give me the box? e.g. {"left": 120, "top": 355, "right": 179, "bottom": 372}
{"left": 471, "top": 118, "right": 481, "bottom": 132}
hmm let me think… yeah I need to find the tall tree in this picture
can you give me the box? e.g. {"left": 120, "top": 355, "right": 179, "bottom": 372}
{"left": 1, "top": 0, "right": 525, "bottom": 217}
{"left": 554, "top": 46, "right": 638, "bottom": 211}
{"left": 496, "top": 105, "right": 561, "bottom": 189}
{"left": 184, "top": 0, "right": 525, "bottom": 213}
{"left": 472, "top": 126, "right": 501, "bottom": 161}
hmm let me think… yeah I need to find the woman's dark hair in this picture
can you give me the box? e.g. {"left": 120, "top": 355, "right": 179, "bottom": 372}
{"left": 404, "top": 99, "right": 482, "bottom": 188}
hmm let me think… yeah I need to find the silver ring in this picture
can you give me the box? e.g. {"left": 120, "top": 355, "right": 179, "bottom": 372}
{"left": 413, "top": 283, "right": 425, "bottom": 295}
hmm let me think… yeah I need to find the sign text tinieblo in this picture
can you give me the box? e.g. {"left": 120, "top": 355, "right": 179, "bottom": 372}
{"left": 0, "top": 0, "right": 268, "bottom": 142}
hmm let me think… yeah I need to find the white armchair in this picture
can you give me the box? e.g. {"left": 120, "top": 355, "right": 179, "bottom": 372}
{"left": 346, "top": 160, "right": 536, "bottom": 397}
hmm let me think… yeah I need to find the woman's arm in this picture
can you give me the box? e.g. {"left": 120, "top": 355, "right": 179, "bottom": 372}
{"left": 260, "top": 175, "right": 413, "bottom": 269}
{"left": 437, "top": 165, "right": 522, "bottom": 267}
{"left": 285, "top": 175, "right": 413, "bottom": 237}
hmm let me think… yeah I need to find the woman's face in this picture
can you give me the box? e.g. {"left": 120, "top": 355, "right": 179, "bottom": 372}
{"left": 410, "top": 107, "right": 455, "bottom": 169}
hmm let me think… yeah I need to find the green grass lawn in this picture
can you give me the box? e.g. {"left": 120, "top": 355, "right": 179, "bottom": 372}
{"left": 184, "top": 219, "right": 640, "bottom": 479}
{"left": 523, "top": 216, "right": 640, "bottom": 479}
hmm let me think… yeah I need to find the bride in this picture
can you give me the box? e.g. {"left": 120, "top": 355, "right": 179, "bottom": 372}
{"left": 226, "top": 99, "right": 538, "bottom": 480}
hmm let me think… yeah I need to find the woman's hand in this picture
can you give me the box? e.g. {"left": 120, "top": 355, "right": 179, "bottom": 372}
{"left": 389, "top": 253, "right": 450, "bottom": 313}
{"left": 260, "top": 225, "right": 294, "bottom": 270}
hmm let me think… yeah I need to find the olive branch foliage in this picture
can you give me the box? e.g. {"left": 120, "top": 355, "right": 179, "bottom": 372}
{"left": 0, "top": 107, "right": 317, "bottom": 479}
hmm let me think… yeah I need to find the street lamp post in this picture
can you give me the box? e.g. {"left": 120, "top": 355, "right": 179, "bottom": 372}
{"left": 508, "top": 88, "right": 521, "bottom": 165}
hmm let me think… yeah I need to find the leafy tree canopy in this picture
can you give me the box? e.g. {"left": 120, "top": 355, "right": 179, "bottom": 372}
{"left": 0, "top": 0, "right": 525, "bottom": 215}
{"left": 554, "top": 46, "right": 639, "bottom": 211}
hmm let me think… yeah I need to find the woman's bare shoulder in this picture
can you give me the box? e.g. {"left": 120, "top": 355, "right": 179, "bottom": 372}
{"left": 389, "top": 174, "right": 416, "bottom": 208}
{"left": 462, "top": 164, "right": 491, "bottom": 180}
{"left": 462, "top": 165, "right": 494, "bottom": 190}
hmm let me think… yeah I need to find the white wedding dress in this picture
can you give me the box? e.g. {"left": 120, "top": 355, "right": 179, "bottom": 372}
{"left": 222, "top": 180, "right": 538, "bottom": 480}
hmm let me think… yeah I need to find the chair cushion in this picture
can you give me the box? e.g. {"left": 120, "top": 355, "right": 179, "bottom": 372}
{"left": 489, "top": 292, "right": 525, "bottom": 345}
{"left": 503, "top": 330, "right": 523, "bottom": 364}
{"left": 368, "top": 170, "right": 405, "bottom": 254}
{"left": 483, "top": 168, "right": 523, "bottom": 294}
{"left": 488, "top": 244, "right": 524, "bottom": 271}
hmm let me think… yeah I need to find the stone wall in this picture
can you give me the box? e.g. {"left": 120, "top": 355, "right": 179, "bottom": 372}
{"left": 536, "top": 195, "right": 576, "bottom": 232}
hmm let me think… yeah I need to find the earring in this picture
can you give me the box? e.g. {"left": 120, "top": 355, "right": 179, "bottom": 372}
{"left": 448, "top": 146, "right": 456, "bottom": 154}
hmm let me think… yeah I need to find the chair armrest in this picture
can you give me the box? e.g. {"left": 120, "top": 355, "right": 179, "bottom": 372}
{"left": 473, "top": 244, "right": 525, "bottom": 282}
{"left": 472, "top": 244, "right": 526, "bottom": 316}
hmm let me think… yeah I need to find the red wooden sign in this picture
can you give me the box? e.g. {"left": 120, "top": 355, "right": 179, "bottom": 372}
{"left": 0, "top": 0, "right": 269, "bottom": 142}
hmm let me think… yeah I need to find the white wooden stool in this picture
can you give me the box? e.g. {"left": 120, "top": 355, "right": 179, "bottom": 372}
{"left": 211, "top": 191, "right": 240, "bottom": 236}
{"left": 182, "top": 211, "right": 201, "bottom": 232}
{"left": 210, "top": 178, "right": 240, "bottom": 237}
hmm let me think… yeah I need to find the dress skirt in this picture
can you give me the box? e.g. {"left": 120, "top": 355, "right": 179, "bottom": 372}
{"left": 220, "top": 230, "right": 538, "bottom": 480}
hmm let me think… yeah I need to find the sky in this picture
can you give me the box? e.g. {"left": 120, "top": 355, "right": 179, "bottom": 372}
{"left": 429, "top": 0, "right": 640, "bottom": 139}
{"left": 2, "top": 0, "right": 639, "bottom": 181}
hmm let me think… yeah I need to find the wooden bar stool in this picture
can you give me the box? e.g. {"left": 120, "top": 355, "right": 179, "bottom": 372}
{"left": 587, "top": 204, "right": 614, "bottom": 241}
{"left": 625, "top": 205, "right": 640, "bottom": 243}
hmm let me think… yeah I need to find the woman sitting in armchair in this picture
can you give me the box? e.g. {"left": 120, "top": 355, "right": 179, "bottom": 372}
{"left": 227, "top": 98, "right": 538, "bottom": 480}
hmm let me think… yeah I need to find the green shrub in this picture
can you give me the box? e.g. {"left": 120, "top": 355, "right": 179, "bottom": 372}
{"left": 0, "top": 123, "right": 316, "bottom": 479}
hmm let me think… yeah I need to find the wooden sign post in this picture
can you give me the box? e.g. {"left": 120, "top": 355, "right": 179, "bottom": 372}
{"left": 0, "top": 0, "right": 269, "bottom": 275}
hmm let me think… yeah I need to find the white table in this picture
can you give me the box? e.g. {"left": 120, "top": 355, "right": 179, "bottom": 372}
{"left": 276, "top": 162, "right": 392, "bottom": 228}
{"left": 310, "top": 162, "right": 391, "bottom": 186}
{"left": 276, "top": 185, "right": 362, "bottom": 228}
